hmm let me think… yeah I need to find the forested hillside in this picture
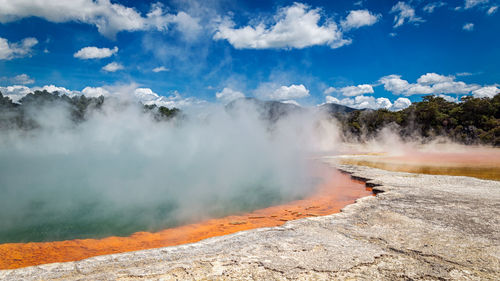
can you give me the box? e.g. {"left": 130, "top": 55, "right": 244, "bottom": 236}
{"left": 1, "top": 91, "right": 499, "bottom": 146}
{"left": 334, "top": 94, "right": 500, "bottom": 146}
{"left": 0, "top": 90, "right": 179, "bottom": 130}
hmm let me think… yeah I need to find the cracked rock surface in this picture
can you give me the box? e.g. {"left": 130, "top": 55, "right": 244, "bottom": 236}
{"left": 1, "top": 163, "right": 499, "bottom": 280}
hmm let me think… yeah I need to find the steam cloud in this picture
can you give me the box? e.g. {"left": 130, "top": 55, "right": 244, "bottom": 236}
{"left": 0, "top": 96, "right": 340, "bottom": 242}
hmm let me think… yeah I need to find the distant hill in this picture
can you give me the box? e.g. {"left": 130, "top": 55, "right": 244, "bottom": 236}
{"left": 225, "top": 97, "right": 303, "bottom": 123}
{"left": 2, "top": 90, "right": 499, "bottom": 146}
{"left": 317, "top": 103, "right": 357, "bottom": 115}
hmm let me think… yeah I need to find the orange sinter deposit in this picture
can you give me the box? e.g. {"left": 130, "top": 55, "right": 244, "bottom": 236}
{"left": 338, "top": 146, "right": 500, "bottom": 181}
{"left": 0, "top": 168, "right": 372, "bottom": 270}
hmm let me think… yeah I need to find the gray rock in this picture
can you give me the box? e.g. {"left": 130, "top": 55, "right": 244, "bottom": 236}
{"left": 1, "top": 163, "right": 499, "bottom": 280}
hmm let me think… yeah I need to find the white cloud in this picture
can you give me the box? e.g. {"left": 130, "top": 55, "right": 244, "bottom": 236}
{"left": 464, "top": 0, "right": 490, "bottom": 9}
{"left": 1, "top": 83, "right": 206, "bottom": 108}
{"left": 0, "top": 0, "right": 201, "bottom": 39}
{"left": 215, "top": 87, "right": 245, "bottom": 104}
{"left": 143, "top": 91, "right": 205, "bottom": 108}
{"left": 269, "top": 84, "right": 310, "bottom": 100}
{"left": 74, "top": 46, "right": 118, "bottom": 59}
{"left": 341, "top": 10, "right": 380, "bottom": 30}
{"left": 0, "top": 85, "right": 32, "bottom": 102}
{"left": 324, "top": 84, "right": 374, "bottom": 96}
{"left": 81, "top": 86, "right": 110, "bottom": 98}
{"left": 147, "top": 4, "right": 202, "bottom": 40}
{"left": 380, "top": 73, "right": 482, "bottom": 96}
{"left": 472, "top": 86, "right": 500, "bottom": 98}
{"left": 281, "top": 100, "right": 301, "bottom": 106}
{"left": 325, "top": 95, "right": 393, "bottom": 110}
{"left": 13, "top": 74, "right": 34, "bottom": 85}
{"left": 463, "top": 23, "right": 474, "bottom": 31}
{"left": 102, "top": 62, "right": 124, "bottom": 72}
{"left": 1, "top": 73, "right": 34, "bottom": 85}
{"left": 437, "top": 94, "right": 459, "bottom": 102}
{"left": 379, "top": 74, "right": 411, "bottom": 95}
{"left": 423, "top": 2, "right": 447, "bottom": 13}
{"left": 213, "top": 3, "right": 351, "bottom": 49}
{"left": 152, "top": 66, "right": 169, "bottom": 73}
{"left": 0, "top": 84, "right": 79, "bottom": 102}
{"left": 0, "top": 37, "right": 38, "bottom": 60}
{"left": 134, "top": 87, "right": 161, "bottom": 102}
{"left": 417, "top": 73, "right": 454, "bottom": 85}
{"left": 82, "top": 85, "right": 206, "bottom": 108}
{"left": 390, "top": 2, "right": 425, "bottom": 28}
{"left": 325, "top": 95, "right": 411, "bottom": 111}
{"left": 487, "top": 6, "right": 498, "bottom": 15}
{"left": 37, "top": 85, "right": 77, "bottom": 96}
{"left": 169, "top": 11, "right": 202, "bottom": 39}
{"left": 391, "top": 97, "right": 412, "bottom": 111}
{"left": 323, "top": 87, "right": 336, "bottom": 95}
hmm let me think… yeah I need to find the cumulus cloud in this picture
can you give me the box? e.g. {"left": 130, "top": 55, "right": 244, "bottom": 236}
{"left": 37, "top": 85, "right": 77, "bottom": 96}
{"left": 417, "top": 73, "right": 455, "bottom": 85}
{"left": 74, "top": 46, "right": 118, "bottom": 59}
{"left": 390, "top": 2, "right": 425, "bottom": 28}
{"left": 81, "top": 86, "right": 110, "bottom": 98}
{"left": 0, "top": 0, "right": 200, "bottom": 38}
{"left": 423, "top": 2, "right": 447, "bottom": 13}
{"left": 380, "top": 73, "right": 481, "bottom": 96}
{"left": 140, "top": 90, "right": 206, "bottom": 108}
{"left": 341, "top": 9, "right": 380, "bottom": 30}
{"left": 0, "top": 85, "right": 32, "bottom": 102}
{"left": 152, "top": 66, "right": 169, "bottom": 73}
{"left": 0, "top": 37, "right": 38, "bottom": 60}
{"left": 325, "top": 95, "right": 390, "bottom": 110}
{"left": 324, "top": 84, "right": 374, "bottom": 97}
{"left": 437, "top": 94, "right": 459, "bottom": 102}
{"left": 215, "top": 87, "right": 245, "bottom": 104}
{"left": 463, "top": 23, "right": 474, "bottom": 31}
{"left": 213, "top": 3, "right": 351, "bottom": 49}
{"left": 0, "top": 74, "right": 34, "bottom": 85}
{"left": 325, "top": 95, "right": 411, "bottom": 111}
{"left": 391, "top": 97, "right": 412, "bottom": 110}
{"left": 266, "top": 84, "right": 310, "bottom": 100}
{"left": 2, "top": 83, "right": 206, "bottom": 109}
{"left": 102, "top": 62, "right": 124, "bottom": 72}
{"left": 82, "top": 84, "right": 205, "bottom": 108}
{"left": 487, "top": 6, "right": 498, "bottom": 15}
{"left": 472, "top": 85, "right": 500, "bottom": 98}
{"left": 464, "top": 0, "right": 490, "bottom": 9}
{"left": 0, "top": 84, "right": 78, "bottom": 102}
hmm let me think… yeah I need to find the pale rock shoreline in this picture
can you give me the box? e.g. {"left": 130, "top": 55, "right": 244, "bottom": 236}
{"left": 1, "top": 163, "right": 499, "bottom": 280}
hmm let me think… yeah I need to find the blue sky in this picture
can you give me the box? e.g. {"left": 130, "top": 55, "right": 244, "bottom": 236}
{"left": 0, "top": 0, "right": 499, "bottom": 110}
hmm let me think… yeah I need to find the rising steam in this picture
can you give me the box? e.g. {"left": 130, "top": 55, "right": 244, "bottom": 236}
{"left": 0, "top": 95, "right": 340, "bottom": 242}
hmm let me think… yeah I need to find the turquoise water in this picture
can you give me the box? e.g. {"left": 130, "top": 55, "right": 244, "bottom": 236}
{"left": 0, "top": 182, "right": 306, "bottom": 243}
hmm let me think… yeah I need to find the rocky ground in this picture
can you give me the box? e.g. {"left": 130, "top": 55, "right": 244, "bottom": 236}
{"left": 1, "top": 163, "right": 499, "bottom": 280}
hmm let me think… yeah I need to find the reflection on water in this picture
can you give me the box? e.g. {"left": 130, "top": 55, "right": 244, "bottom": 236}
{"left": 0, "top": 168, "right": 372, "bottom": 269}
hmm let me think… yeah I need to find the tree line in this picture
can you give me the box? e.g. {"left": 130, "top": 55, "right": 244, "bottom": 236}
{"left": 1, "top": 90, "right": 499, "bottom": 146}
{"left": 0, "top": 90, "right": 180, "bottom": 130}
{"left": 334, "top": 94, "right": 500, "bottom": 146}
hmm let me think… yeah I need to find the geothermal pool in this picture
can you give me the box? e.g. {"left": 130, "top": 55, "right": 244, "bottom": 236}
{"left": 0, "top": 168, "right": 372, "bottom": 269}
{"left": 336, "top": 146, "right": 500, "bottom": 181}
{"left": 2, "top": 145, "right": 498, "bottom": 270}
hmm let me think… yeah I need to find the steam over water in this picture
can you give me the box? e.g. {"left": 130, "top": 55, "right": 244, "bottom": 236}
{"left": 0, "top": 99, "right": 337, "bottom": 243}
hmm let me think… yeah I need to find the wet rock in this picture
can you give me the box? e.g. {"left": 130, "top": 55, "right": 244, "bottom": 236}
{"left": 1, "top": 164, "right": 499, "bottom": 280}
